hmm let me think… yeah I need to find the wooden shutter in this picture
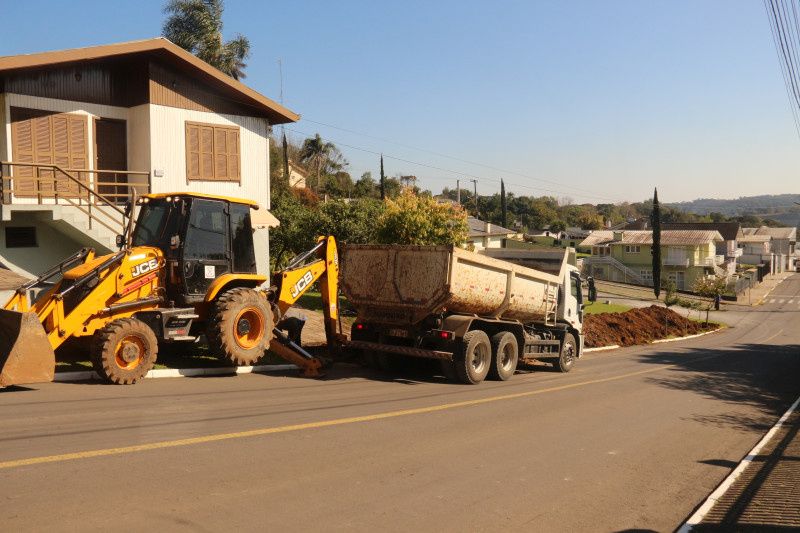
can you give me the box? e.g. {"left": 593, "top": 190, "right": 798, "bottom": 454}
{"left": 186, "top": 121, "right": 241, "bottom": 182}
{"left": 10, "top": 108, "right": 87, "bottom": 198}
{"left": 186, "top": 123, "right": 201, "bottom": 179}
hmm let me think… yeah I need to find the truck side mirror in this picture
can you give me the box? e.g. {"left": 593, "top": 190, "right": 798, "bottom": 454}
{"left": 587, "top": 277, "right": 597, "bottom": 302}
{"left": 115, "top": 234, "right": 125, "bottom": 248}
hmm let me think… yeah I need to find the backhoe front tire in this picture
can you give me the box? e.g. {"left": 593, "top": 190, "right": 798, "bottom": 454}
{"left": 452, "top": 330, "right": 492, "bottom": 384}
{"left": 207, "top": 288, "right": 273, "bottom": 366}
{"left": 92, "top": 318, "right": 158, "bottom": 385}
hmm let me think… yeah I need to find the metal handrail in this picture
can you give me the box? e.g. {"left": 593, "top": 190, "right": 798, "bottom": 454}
{"left": 0, "top": 161, "right": 150, "bottom": 235}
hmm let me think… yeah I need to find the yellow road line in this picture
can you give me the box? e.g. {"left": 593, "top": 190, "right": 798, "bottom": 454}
{"left": 0, "top": 360, "right": 706, "bottom": 471}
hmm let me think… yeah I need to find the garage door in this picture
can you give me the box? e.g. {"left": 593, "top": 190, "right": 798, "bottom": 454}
{"left": 10, "top": 107, "right": 88, "bottom": 198}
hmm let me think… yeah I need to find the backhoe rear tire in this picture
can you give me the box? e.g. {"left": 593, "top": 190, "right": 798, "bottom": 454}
{"left": 92, "top": 318, "right": 158, "bottom": 385}
{"left": 207, "top": 288, "right": 274, "bottom": 366}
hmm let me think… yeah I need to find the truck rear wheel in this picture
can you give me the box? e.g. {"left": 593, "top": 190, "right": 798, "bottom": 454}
{"left": 452, "top": 330, "right": 491, "bottom": 384}
{"left": 489, "top": 331, "right": 518, "bottom": 381}
{"left": 555, "top": 333, "right": 577, "bottom": 373}
{"left": 92, "top": 318, "right": 158, "bottom": 384}
{"left": 207, "top": 288, "right": 274, "bottom": 366}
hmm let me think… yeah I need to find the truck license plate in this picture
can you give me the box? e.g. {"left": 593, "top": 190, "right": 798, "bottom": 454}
{"left": 388, "top": 328, "right": 408, "bottom": 338}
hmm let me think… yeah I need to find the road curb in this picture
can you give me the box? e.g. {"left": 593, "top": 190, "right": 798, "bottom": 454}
{"left": 53, "top": 364, "right": 299, "bottom": 382}
{"left": 677, "top": 394, "right": 800, "bottom": 532}
{"left": 583, "top": 345, "right": 620, "bottom": 353}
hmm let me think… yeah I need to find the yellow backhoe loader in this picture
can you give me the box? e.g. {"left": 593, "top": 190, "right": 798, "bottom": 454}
{"left": 0, "top": 192, "right": 344, "bottom": 387}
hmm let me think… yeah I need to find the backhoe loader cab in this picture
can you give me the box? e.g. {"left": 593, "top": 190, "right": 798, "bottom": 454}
{"left": 131, "top": 194, "right": 259, "bottom": 306}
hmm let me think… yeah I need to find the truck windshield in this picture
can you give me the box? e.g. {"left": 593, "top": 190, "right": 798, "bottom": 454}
{"left": 132, "top": 199, "right": 185, "bottom": 253}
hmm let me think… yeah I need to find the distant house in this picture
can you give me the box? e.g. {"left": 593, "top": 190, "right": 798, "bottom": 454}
{"left": 580, "top": 230, "right": 725, "bottom": 290}
{"left": 467, "top": 217, "right": 519, "bottom": 250}
{"left": 528, "top": 226, "right": 566, "bottom": 240}
{"left": 0, "top": 38, "right": 296, "bottom": 277}
{"left": 753, "top": 226, "right": 796, "bottom": 270}
{"left": 287, "top": 161, "right": 308, "bottom": 189}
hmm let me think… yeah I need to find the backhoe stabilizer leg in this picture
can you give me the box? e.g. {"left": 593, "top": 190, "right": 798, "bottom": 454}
{"left": 269, "top": 328, "right": 325, "bottom": 378}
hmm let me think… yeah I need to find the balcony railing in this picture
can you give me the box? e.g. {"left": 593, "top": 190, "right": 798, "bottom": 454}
{"left": 1, "top": 161, "right": 150, "bottom": 234}
{"left": 664, "top": 257, "right": 690, "bottom": 267}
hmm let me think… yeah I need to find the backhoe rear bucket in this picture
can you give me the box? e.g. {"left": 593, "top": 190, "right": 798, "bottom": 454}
{"left": 0, "top": 309, "right": 55, "bottom": 387}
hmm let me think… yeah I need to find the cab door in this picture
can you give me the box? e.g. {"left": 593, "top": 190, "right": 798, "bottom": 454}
{"left": 182, "top": 198, "right": 231, "bottom": 299}
{"left": 564, "top": 270, "right": 584, "bottom": 329}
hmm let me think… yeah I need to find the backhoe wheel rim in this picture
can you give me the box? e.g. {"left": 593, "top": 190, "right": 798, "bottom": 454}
{"left": 114, "top": 335, "right": 145, "bottom": 370}
{"left": 234, "top": 307, "right": 264, "bottom": 350}
{"left": 470, "top": 343, "right": 489, "bottom": 374}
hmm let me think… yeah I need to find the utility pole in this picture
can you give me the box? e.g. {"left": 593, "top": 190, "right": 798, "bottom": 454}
{"left": 470, "top": 179, "right": 478, "bottom": 217}
{"left": 456, "top": 179, "right": 461, "bottom": 205}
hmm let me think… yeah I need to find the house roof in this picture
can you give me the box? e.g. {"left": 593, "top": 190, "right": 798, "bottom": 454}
{"left": 0, "top": 267, "right": 29, "bottom": 290}
{"left": 0, "top": 38, "right": 299, "bottom": 124}
{"left": 579, "top": 230, "right": 614, "bottom": 247}
{"left": 617, "top": 230, "right": 723, "bottom": 245}
{"left": 738, "top": 234, "right": 772, "bottom": 243}
{"left": 467, "top": 217, "right": 516, "bottom": 237}
{"left": 662, "top": 222, "right": 741, "bottom": 241}
{"left": 754, "top": 226, "right": 797, "bottom": 240}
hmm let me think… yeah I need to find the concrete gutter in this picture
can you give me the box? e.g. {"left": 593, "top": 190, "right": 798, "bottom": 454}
{"left": 54, "top": 364, "right": 298, "bottom": 382}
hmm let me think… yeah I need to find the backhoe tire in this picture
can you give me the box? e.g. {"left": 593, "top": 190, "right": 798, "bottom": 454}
{"left": 554, "top": 333, "right": 577, "bottom": 373}
{"left": 91, "top": 318, "right": 158, "bottom": 385}
{"left": 488, "top": 331, "right": 518, "bottom": 381}
{"left": 452, "top": 330, "right": 492, "bottom": 385}
{"left": 207, "top": 288, "right": 273, "bottom": 366}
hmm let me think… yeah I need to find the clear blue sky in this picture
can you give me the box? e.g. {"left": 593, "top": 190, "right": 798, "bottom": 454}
{"left": 1, "top": 0, "right": 797, "bottom": 203}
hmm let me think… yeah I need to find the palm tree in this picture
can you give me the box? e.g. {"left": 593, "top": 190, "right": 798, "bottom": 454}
{"left": 299, "top": 134, "right": 337, "bottom": 191}
{"left": 162, "top": 0, "right": 251, "bottom": 80}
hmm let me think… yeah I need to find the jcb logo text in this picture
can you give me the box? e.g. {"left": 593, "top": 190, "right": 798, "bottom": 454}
{"left": 131, "top": 259, "right": 159, "bottom": 278}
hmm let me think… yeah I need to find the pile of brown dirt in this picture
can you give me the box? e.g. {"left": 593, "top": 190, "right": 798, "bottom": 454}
{"left": 583, "top": 305, "right": 718, "bottom": 348}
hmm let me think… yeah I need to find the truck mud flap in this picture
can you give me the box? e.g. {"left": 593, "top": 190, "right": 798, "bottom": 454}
{"left": 347, "top": 340, "right": 453, "bottom": 361}
{"left": 0, "top": 309, "right": 55, "bottom": 387}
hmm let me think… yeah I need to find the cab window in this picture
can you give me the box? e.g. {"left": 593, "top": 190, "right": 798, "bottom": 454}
{"left": 184, "top": 199, "right": 227, "bottom": 261}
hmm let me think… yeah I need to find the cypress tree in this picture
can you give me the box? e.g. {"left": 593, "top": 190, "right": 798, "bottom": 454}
{"left": 501, "top": 179, "right": 508, "bottom": 228}
{"left": 380, "top": 154, "right": 386, "bottom": 200}
{"left": 651, "top": 187, "right": 662, "bottom": 298}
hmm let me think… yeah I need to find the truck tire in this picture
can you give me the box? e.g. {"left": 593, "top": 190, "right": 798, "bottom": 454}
{"left": 207, "top": 288, "right": 273, "bottom": 366}
{"left": 489, "top": 331, "right": 518, "bottom": 381}
{"left": 452, "top": 330, "right": 492, "bottom": 384}
{"left": 555, "top": 332, "right": 577, "bottom": 373}
{"left": 91, "top": 318, "right": 158, "bottom": 384}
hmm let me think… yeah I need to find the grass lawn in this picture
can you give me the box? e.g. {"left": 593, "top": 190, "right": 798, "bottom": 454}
{"left": 583, "top": 301, "right": 632, "bottom": 314}
{"left": 296, "top": 290, "right": 352, "bottom": 312}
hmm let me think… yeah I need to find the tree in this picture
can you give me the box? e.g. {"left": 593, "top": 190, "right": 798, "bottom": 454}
{"left": 299, "top": 134, "right": 340, "bottom": 191}
{"left": 162, "top": 0, "right": 250, "bottom": 80}
{"left": 377, "top": 189, "right": 468, "bottom": 245}
{"left": 692, "top": 275, "right": 727, "bottom": 325}
{"left": 354, "top": 172, "right": 378, "bottom": 198}
{"left": 501, "top": 179, "right": 508, "bottom": 229}
{"left": 651, "top": 188, "right": 662, "bottom": 299}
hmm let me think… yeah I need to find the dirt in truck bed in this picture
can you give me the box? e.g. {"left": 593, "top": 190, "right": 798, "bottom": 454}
{"left": 584, "top": 305, "right": 718, "bottom": 348}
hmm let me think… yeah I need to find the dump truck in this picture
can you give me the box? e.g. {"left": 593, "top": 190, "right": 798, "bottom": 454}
{"left": 0, "top": 192, "right": 342, "bottom": 387}
{"left": 343, "top": 245, "right": 584, "bottom": 384}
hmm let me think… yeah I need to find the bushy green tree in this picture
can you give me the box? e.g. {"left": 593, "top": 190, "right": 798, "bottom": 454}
{"left": 377, "top": 189, "right": 468, "bottom": 245}
{"left": 692, "top": 274, "right": 728, "bottom": 324}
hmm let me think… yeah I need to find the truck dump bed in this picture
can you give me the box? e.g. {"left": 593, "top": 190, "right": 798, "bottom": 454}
{"left": 341, "top": 245, "right": 565, "bottom": 326}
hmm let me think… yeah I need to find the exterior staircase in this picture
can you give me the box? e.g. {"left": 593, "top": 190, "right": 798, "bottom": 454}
{"left": 582, "top": 255, "right": 644, "bottom": 284}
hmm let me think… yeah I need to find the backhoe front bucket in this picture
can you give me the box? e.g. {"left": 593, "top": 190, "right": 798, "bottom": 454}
{"left": 0, "top": 309, "right": 55, "bottom": 387}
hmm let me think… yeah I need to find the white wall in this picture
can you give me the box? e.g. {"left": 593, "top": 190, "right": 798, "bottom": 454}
{"left": 147, "top": 104, "right": 270, "bottom": 206}
{"left": 0, "top": 213, "right": 86, "bottom": 277}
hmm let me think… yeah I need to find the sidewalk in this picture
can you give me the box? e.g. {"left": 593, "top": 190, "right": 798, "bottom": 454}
{"left": 732, "top": 270, "right": 796, "bottom": 307}
{"left": 692, "top": 404, "right": 800, "bottom": 531}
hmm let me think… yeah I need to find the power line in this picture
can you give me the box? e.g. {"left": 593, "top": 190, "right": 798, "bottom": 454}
{"left": 299, "top": 117, "right": 619, "bottom": 201}
{"left": 284, "top": 127, "right": 625, "bottom": 203}
{"left": 764, "top": 0, "right": 800, "bottom": 139}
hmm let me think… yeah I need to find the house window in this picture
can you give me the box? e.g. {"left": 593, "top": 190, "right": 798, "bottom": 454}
{"left": 5, "top": 226, "right": 37, "bottom": 248}
{"left": 640, "top": 270, "right": 653, "bottom": 282}
{"left": 624, "top": 245, "right": 640, "bottom": 253}
{"left": 185, "top": 122, "right": 241, "bottom": 182}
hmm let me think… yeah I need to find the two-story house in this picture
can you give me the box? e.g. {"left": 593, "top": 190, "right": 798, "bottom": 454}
{"left": 0, "top": 38, "right": 297, "bottom": 278}
{"left": 580, "top": 229, "right": 724, "bottom": 290}
{"left": 751, "top": 226, "right": 796, "bottom": 271}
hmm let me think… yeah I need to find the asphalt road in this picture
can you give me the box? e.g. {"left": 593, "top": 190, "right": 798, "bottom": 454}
{"left": 2, "top": 274, "right": 799, "bottom": 532}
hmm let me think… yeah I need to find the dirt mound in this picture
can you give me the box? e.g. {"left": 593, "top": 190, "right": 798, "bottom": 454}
{"left": 584, "top": 305, "right": 717, "bottom": 348}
